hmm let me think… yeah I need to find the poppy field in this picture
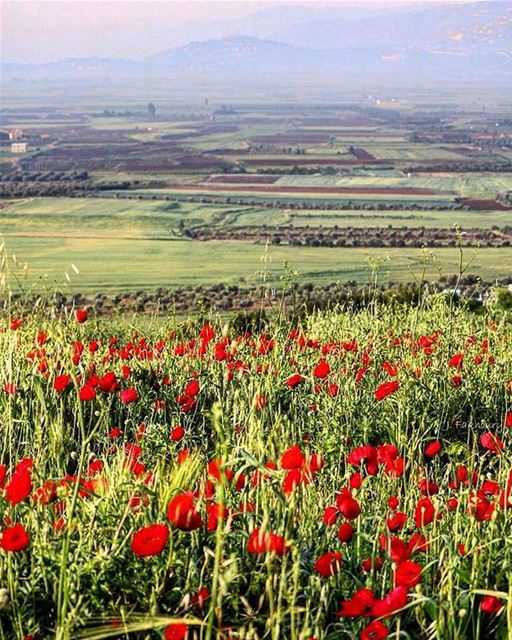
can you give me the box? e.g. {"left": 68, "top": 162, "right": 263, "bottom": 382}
{"left": 1, "top": 298, "right": 512, "bottom": 640}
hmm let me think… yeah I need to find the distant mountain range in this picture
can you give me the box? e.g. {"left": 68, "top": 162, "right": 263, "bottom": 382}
{"left": 2, "top": 2, "right": 511, "bottom": 88}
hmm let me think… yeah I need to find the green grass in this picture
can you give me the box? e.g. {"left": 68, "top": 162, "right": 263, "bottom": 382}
{"left": 4, "top": 197, "right": 510, "bottom": 239}
{"left": 274, "top": 174, "right": 512, "bottom": 198}
{"left": 0, "top": 198, "right": 234, "bottom": 239}
{"left": 1, "top": 196, "right": 511, "bottom": 295}
{"left": 2, "top": 233, "right": 511, "bottom": 294}
{"left": 361, "top": 144, "right": 469, "bottom": 161}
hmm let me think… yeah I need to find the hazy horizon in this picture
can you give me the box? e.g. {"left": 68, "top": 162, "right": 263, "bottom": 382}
{"left": 1, "top": 0, "right": 500, "bottom": 63}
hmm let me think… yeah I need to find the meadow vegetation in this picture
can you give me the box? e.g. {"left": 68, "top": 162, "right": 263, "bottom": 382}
{"left": 1, "top": 285, "right": 512, "bottom": 639}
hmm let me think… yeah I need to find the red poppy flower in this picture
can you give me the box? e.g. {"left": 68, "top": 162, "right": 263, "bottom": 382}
{"left": 448, "top": 353, "right": 464, "bottom": 368}
{"left": 386, "top": 512, "right": 407, "bottom": 532}
{"left": 382, "top": 361, "right": 398, "bottom": 377}
{"left": 424, "top": 440, "right": 442, "bottom": 458}
{"left": 285, "top": 373, "right": 304, "bottom": 389}
{"left": 206, "top": 502, "right": 229, "bottom": 531}
{"left": 0, "top": 523, "right": 30, "bottom": 552}
{"left": 167, "top": 492, "right": 203, "bottom": 531}
{"left": 361, "top": 620, "right": 389, "bottom": 640}
{"left": 171, "top": 426, "right": 185, "bottom": 441}
{"left": 5, "top": 468, "right": 32, "bottom": 505}
{"left": 323, "top": 506, "right": 338, "bottom": 526}
{"left": 184, "top": 379, "right": 200, "bottom": 397}
{"left": 327, "top": 383, "right": 339, "bottom": 397}
{"left": 419, "top": 479, "right": 439, "bottom": 495}
{"left": 395, "top": 560, "right": 422, "bottom": 589}
{"left": 469, "top": 494, "right": 495, "bottom": 521}
{"left": 75, "top": 309, "right": 88, "bottom": 323}
{"left": 384, "top": 536, "right": 410, "bottom": 563}
{"left": 313, "top": 360, "right": 330, "bottom": 379}
{"left": 414, "top": 497, "right": 435, "bottom": 528}
{"left": 309, "top": 453, "right": 324, "bottom": 474}
{"left": 336, "top": 490, "right": 361, "bottom": 520}
{"left": 480, "top": 595, "right": 504, "bottom": 614}
{"left": 336, "top": 588, "right": 374, "bottom": 617}
{"left": 79, "top": 385, "right": 96, "bottom": 402}
{"left": 10, "top": 318, "right": 26, "bottom": 331}
{"left": 370, "top": 586, "right": 407, "bottom": 618}
{"left": 164, "top": 623, "right": 188, "bottom": 640}
{"left": 349, "top": 471, "right": 363, "bottom": 489}
{"left": 374, "top": 380, "right": 399, "bottom": 401}
{"left": 337, "top": 522, "right": 355, "bottom": 543}
{"left": 120, "top": 388, "right": 138, "bottom": 404}
{"left": 207, "top": 458, "right": 234, "bottom": 483}
{"left": 362, "top": 557, "right": 384, "bottom": 572}
{"left": 200, "top": 323, "right": 215, "bottom": 342}
{"left": 280, "top": 445, "right": 305, "bottom": 469}
{"left": 247, "top": 528, "right": 290, "bottom": 556}
{"left": 408, "top": 533, "right": 429, "bottom": 555}
{"left": 314, "top": 551, "right": 342, "bottom": 577}
{"left": 191, "top": 586, "right": 210, "bottom": 610}
{"left": 451, "top": 375, "right": 462, "bottom": 387}
{"left": 282, "top": 468, "right": 303, "bottom": 494}
{"left": 98, "top": 372, "right": 118, "bottom": 393}
{"left": 388, "top": 496, "right": 399, "bottom": 511}
{"left": 480, "top": 432, "right": 503, "bottom": 454}
{"left": 54, "top": 374, "right": 71, "bottom": 393}
{"left": 131, "top": 523, "right": 169, "bottom": 557}
{"left": 177, "top": 450, "right": 189, "bottom": 464}
{"left": 32, "top": 480, "right": 57, "bottom": 505}
{"left": 504, "top": 412, "right": 512, "bottom": 428}
{"left": 347, "top": 446, "right": 378, "bottom": 475}
{"left": 0, "top": 464, "right": 7, "bottom": 489}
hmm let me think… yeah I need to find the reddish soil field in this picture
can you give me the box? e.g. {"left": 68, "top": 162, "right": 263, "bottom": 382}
{"left": 207, "top": 175, "right": 279, "bottom": 184}
{"left": 351, "top": 147, "right": 377, "bottom": 161}
{"left": 461, "top": 199, "right": 511, "bottom": 211}
{"left": 236, "top": 158, "right": 384, "bottom": 166}
{"left": 445, "top": 147, "right": 479, "bottom": 156}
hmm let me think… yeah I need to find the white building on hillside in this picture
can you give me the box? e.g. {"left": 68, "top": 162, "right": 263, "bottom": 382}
{"left": 11, "top": 142, "right": 28, "bottom": 153}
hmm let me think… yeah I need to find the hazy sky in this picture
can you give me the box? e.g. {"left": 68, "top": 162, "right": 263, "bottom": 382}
{"left": 1, "top": 0, "right": 489, "bottom": 63}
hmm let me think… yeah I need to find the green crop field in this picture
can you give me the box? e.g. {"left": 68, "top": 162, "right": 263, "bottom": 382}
{"left": 362, "top": 144, "right": 469, "bottom": 161}
{"left": 1, "top": 198, "right": 512, "bottom": 292}
{"left": 2, "top": 197, "right": 511, "bottom": 244}
{"left": 3, "top": 232, "right": 510, "bottom": 294}
{"left": 273, "top": 174, "right": 512, "bottom": 198}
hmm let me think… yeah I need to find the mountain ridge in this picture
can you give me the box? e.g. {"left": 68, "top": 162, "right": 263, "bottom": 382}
{"left": 2, "top": 1, "right": 510, "bottom": 90}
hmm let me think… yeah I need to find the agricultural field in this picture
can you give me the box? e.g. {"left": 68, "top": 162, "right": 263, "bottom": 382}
{"left": 4, "top": 195, "right": 511, "bottom": 233}
{"left": 1, "top": 99, "right": 511, "bottom": 302}
{"left": 1, "top": 298, "right": 512, "bottom": 639}
{"left": 2, "top": 233, "right": 512, "bottom": 295}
